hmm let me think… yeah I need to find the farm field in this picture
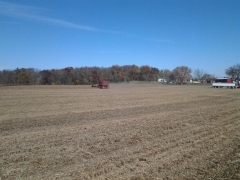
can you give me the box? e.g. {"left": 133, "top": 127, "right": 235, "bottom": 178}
{"left": 0, "top": 83, "right": 240, "bottom": 180}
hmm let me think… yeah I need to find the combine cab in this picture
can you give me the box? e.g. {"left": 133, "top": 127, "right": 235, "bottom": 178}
{"left": 92, "top": 81, "right": 109, "bottom": 89}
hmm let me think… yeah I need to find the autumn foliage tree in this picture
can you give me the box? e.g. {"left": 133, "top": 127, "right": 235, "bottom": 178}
{"left": 140, "top": 66, "right": 152, "bottom": 81}
{"left": 128, "top": 65, "right": 140, "bottom": 81}
{"left": 110, "top": 65, "right": 125, "bottom": 82}
{"left": 39, "top": 70, "right": 52, "bottom": 85}
{"left": 91, "top": 67, "right": 100, "bottom": 84}
{"left": 18, "top": 71, "right": 31, "bottom": 85}
{"left": 0, "top": 64, "right": 194, "bottom": 85}
{"left": 173, "top": 66, "right": 192, "bottom": 85}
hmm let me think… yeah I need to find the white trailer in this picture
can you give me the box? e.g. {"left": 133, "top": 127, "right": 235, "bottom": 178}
{"left": 212, "top": 77, "right": 239, "bottom": 89}
{"left": 212, "top": 82, "right": 237, "bottom": 89}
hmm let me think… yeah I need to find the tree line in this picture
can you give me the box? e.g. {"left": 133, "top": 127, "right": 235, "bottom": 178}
{"left": 0, "top": 65, "right": 192, "bottom": 85}
{"left": 0, "top": 63, "right": 239, "bottom": 85}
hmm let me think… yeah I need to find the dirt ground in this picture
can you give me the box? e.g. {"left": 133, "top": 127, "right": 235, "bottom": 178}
{"left": 0, "top": 83, "right": 239, "bottom": 180}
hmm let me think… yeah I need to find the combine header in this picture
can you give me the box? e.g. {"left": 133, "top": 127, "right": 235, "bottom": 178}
{"left": 92, "top": 81, "right": 109, "bottom": 89}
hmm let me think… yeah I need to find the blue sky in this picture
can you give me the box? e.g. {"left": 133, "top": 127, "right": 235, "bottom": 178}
{"left": 0, "top": 0, "right": 239, "bottom": 77}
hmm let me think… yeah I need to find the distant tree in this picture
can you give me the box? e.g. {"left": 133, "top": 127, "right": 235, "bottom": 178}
{"left": 63, "top": 67, "right": 74, "bottom": 85}
{"left": 193, "top": 68, "right": 206, "bottom": 80}
{"left": 91, "top": 67, "right": 100, "bottom": 84}
{"left": 73, "top": 67, "right": 90, "bottom": 85}
{"left": 98, "top": 68, "right": 108, "bottom": 82}
{"left": 160, "top": 69, "right": 172, "bottom": 83}
{"left": 121, "top": 65, "right": 132, "bottom": 82}
{"left": 110, "top": 65, "right": 124, "bottom": 82}
{"left": 27, "top": 68, "right": 40, "bottom": 85}
{"left": 149, "top": 67, "right": 160, "bottom": 81}
{"left": 202, "top": 73, "right": 215, "bottom": 82}
{"left": 39, "top": 70, "right": 52, "bottom": 85}
{"left": 128, "top": 65, "right": 140, "bottom": 81}
{"left": 160, "top": 69, "right": 175, "bottom": 83}
{"left": 18, "top": 69, "right": 31, "bottom": 85}
{"left": 173, "top": 66, "right": 192, "bottom": 85}
{"left": 0, "top": 71, "right": 2, "bottom": 84}
{"left": 0, "top": 70, "right": 15, "bottom": 85}
{"left": 14, "top": 68, "right": 20, "bottom": 84}
{"left": 49, "top": 69, "right": 60, "bottom": 85}
{"left": 225, "top": 63, "right": 240, "bottom": 80}
{"left": 140, "top": 65, "right": 152, "bottom": 81}
{"left": 169, "top": 72, "right": 175, "bottom": 82}
{"left": 226, "top": 63, "right": 240, "bottom": 87}
{"left": 0, "top": 68, "right": 39, "bottom": 85}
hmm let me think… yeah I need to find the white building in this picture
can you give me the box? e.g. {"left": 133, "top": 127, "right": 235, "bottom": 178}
{"left": 158, "top": 78, "right": 166, "bottom": 83}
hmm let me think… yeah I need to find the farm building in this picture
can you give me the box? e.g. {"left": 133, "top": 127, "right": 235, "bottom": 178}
{"left": 158, "top": 78, "right": 166, "bottom": 83}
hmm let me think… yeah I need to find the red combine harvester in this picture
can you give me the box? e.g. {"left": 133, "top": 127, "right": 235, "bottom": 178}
{"left": 92, "top": 81, "right": 109, "bottom": 89}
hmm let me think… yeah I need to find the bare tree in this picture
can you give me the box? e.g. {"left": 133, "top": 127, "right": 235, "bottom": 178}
{"left": 226, "top": 63, "right": 240, "bottom": 85}
{"left": 202, "top": 73, "right": 215, "bottom": 82}
{"left": 226, "top": 64, "right": 240, "bottom": 78}
{"left": 0, "top": 70, "right": 15, "bottom": 85}
{"left": 160, "top": 69, "right": 172, "bottom": 83}
{"left": 173, "top": 66, "right": 192, "bottom": 85}
{"left": 193, "top": 68, "right": 206, "bottom": 80}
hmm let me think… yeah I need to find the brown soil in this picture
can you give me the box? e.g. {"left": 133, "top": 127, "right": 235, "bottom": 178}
{"left": 0, "top": 83, "right": 239, "bottom": 180}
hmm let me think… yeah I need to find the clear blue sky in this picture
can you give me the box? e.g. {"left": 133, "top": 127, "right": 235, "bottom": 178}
{"left": 0, "top": 0, "right": 239, "bottom": 77}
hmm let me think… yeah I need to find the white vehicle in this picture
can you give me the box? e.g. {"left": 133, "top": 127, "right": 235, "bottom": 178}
{"left": 212, "top": 78, "right": 239, "bottom": 89}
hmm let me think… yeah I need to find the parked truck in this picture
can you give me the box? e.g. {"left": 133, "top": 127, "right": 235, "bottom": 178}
{"left": 212, "top": 78, "right": 240, "bottom": 89}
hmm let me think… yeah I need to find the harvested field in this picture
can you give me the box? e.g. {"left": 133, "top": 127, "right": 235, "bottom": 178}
{"left": 0, "top": 83, "right": 240, "bottom": 180}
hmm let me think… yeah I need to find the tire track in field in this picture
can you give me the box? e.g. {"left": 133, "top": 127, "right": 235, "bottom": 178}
{"left": 76, "top": 107, "right": 238, "bottom": 157}
{"left": 0, "top": 101, "right": 235, "bottom": 179}
{"left": 1, "top": 86, "right": 240, "bottom": 180}
{"left": 85, "top": 115, "right": 239, "bottom": 179}
{"left": 0, "top": 95, "right": 233, "bottom": 134}
{"left": 55, "top": 107, "right": 240, "bottom": 179}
